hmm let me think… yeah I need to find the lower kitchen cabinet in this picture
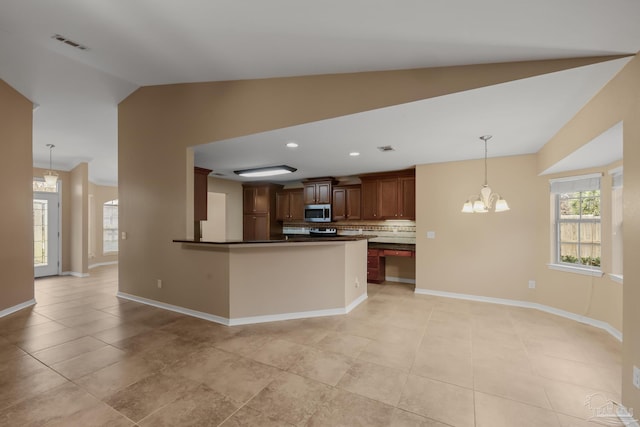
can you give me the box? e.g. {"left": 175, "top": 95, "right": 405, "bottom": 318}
{"left": 382, "top": 249, "right": 414, "bottom": 258}
{"left": 367, "top": 248, "right": 386, "bottom": 284}
{"left": 243, "top": 214, "right": 269, "bottom": 240}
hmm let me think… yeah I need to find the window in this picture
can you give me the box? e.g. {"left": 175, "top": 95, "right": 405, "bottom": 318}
{"left": 103, "top": 199, "right": 118, "bottom": 253}
{"left": 610, "top": 167, "right": 623, "bottom": 278}
{"left": 551, "top": 174, "right": 601, "bottom": 270}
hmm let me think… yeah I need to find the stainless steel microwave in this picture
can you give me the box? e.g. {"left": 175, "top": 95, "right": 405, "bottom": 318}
{"left": 304, "top": 204, "right": 332, "bottom": 222}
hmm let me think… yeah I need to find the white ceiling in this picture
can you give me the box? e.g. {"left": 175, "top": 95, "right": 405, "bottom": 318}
{"left": 1, "top": 0, "right": 638, "bottom": 185}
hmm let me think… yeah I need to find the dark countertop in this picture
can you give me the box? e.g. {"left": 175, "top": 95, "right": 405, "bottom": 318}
{"left": 174, "top": 235, "right": 377, "bottom": 245}
{"left": 368, "top": 242, "right": 416, "bottom": 251}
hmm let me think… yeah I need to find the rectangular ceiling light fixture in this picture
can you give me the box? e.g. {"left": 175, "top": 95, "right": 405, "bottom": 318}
{"left": 234, "top": 165, "right": 297, "bottom": 178}
{"left": 51, "top": 34, "right": 90, "bottom": 51}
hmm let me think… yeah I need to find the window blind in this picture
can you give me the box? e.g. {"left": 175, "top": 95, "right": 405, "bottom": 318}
{"left": 549, "top": 173, "right": 601, "bottom": 194}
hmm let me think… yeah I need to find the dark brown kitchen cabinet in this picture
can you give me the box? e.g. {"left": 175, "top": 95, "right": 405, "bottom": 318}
{"left": 332, "top": 185, "right": 361, "bottom": 221}
{"left": 367, "top": 248, "right": 386, "bottom": 283}
{"left": 382, "top": 249, "right": 414, "bottom": 258}
{"left": 194, "top": 167, "right": 212, "bottom": 221}
{"left": 243, "top": 214, "right": 269, "bottom": 241}
{"left": 361, "top": 180, "right": 379, "bottom": 219}
{"left": 242, "top": 183, "right": 283, "bottom": 240}
{"left": 398, "top": 176, "right": 416, "bottom": 219}
{"left": 276, "top": 189, "right": 304, "bottom": 221}
{"left": 243, "top": 185, "right": 270, "bottom": 214}
{"left": 303, "top": 178, "right": 336, "bottom": 205}
{"left": 360, "top": 170, "right": 415, "bottom": 220}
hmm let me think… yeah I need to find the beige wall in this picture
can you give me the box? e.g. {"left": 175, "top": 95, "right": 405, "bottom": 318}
{"left": 88, "top": 182, "right": 118, "bottom": 267}
{"left": 416, "top": 154, "right": 538, "bottom": 301}
{"left": 0, "top": 80, "right": 33, "bottom": 312}
{"left": 207, "top": 176, "right": 243, "bottom": 241}
{"left": 538, "top": 54, "right": 640, "bottom": 414}
{"left": 229, "top": 244, "right": 345, "bottom": 317}
{"left": 385, "top": 257, "right": 416, "bottom": 281}
{"left": 70, "top": 163, "right": 89, "bottom": 275}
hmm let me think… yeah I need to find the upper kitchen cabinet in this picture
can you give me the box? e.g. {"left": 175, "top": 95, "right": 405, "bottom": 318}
{"left": 303, "top": 178, "right": 337, "bottom": 205}
{"left": 243, "top": 183, "right": 275, "bottom": 214}
{"left": 332, "top": 185, "right": 361, "bottom": 221}
{"left": 360, "top": 169, "right": 415, "bottom": 220}
{"left": 361, "top": 180, "right": 379, "bottom": 219}
{"left": 276, "top": 189, "right": 304, "bottom": 221}
{"left": 194, "top": 167, "right": 212, "bottom": 221}
{"left": 242, "top": 183, "right": 283, "bottom": 240}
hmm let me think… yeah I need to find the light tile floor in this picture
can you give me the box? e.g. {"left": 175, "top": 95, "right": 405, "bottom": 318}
{"left": 0, "top": 266, "right": 622, "bottom": 426}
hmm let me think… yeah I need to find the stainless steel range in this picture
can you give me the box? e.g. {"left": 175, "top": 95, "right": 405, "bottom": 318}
{"left": 308, "top": 227, "right": 338, "bottom": 237}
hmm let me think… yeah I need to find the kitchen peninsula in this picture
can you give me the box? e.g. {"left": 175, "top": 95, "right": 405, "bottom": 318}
{"left": 171, "top": 236, "right": 370, "bottom": 325}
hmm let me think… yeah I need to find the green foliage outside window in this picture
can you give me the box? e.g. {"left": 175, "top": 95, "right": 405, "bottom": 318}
{"left": 557, "top": 190, "right": 601, "bottom": 268}
{"left": 560, "top": 255, "right": 600, "bottom": 267}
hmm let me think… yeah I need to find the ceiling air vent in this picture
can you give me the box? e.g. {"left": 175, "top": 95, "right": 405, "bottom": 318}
{"left": 51, "top": 34, "right": 90, "bottom": 51}
{"left": 212, "top": 172, "right": 226, "bottom": 177}
{"left": 377, "top": 145, "right": 395, "bottom": 152}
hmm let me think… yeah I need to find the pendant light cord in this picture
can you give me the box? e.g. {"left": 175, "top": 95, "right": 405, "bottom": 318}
{"left": 484, "top": 138, "right": 488, "bottom": 186}
{"left": 480, "top": 135, "right": 491, "bottom": 186}
{"left": 47, "top": 144, "right": 55, "bottom": 170}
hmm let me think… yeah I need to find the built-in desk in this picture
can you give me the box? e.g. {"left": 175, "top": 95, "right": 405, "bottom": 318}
{"left": 367, "top": 242, "right": 415, "bottom": 283}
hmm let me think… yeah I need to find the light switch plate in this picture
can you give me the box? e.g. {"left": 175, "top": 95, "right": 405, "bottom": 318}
{"left": 427, "top": 231, "right": 435, "bottom": 239}
{"left": 633, "top": 365, "right": 640, "bottom": 389}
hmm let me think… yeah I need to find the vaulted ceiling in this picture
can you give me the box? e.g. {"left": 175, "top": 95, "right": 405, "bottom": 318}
{"left": 1, "top": 0, "right": 638, "bottom": 184}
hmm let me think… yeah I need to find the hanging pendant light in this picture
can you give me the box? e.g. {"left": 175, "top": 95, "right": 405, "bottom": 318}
{"left": 461, "top": 135, "right": 510, "bottom": 213}
{"left": 44, "top": 144, "right": 58, "bottom": 187}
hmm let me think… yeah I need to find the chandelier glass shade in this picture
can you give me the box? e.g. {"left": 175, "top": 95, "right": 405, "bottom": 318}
{"left": 461, "top": 135, "right": 510, "bottom": 213}
{"left": 44, "top": 144, "right": 58, "bottom": 187}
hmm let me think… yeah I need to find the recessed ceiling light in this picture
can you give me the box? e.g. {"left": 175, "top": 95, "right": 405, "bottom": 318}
{"left": 234, "top": 165, "right": 297, "bottom": 178}
{"left": 286, "top": 142, "right": 299, "bottom": 148}
{"left": 349, "top": 152, "right": 360, "bottom": 157}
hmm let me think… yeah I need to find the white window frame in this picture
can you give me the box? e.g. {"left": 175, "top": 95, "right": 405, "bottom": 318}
{"left": 548, "top": 173, "right": 603, "bottom": 277}
{"left": 103, "top": 199, "right": 118, "bottom": 254}
{"left": 609, "top": 166, "right": 623, "bottom": 283}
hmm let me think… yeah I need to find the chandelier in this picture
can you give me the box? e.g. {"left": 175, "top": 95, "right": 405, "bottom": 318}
{"left": 461, "top": 135, "right": 510, "bottom": 213}
{"left": 44, "top": 144, "right": 58, "bottom": 187}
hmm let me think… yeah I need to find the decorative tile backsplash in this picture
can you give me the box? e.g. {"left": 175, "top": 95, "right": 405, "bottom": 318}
{"left": 283, "top": 220, "right": 416, "bottom": 244}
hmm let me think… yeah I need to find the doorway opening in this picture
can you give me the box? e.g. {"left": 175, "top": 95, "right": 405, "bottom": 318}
{"left": 33, "top": 179, "right": 60, "bottom": 277}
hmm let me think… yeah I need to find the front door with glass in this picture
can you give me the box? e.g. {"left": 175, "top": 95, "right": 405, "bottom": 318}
{"left": 34, "top": 191, "right": 60, "bottom": 277}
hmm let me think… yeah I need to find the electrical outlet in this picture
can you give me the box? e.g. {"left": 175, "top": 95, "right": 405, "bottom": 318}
{"left": 355, "top": 277, "right": 360, "bottom": 288}
{"left": 633, "top": 365, "right": 640, "bottom": 389}
{"left": 157, "top": 279, "right": 162, "bottom": 289}
{"left": 121, "top": 231, "right": 127, "bottom": 240}
{"left": 528, "top": 280, "right": 536, "bottom": 289}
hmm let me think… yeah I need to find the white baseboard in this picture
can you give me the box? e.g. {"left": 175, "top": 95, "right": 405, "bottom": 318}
{"left": 116, "top": 291, "right": 368, "bottom": 327}
{"left": 62, "top": 271, "right": 90, "bottom": 278}
{"left": 385, "top": 276, "right": 416, "bottom": 285}
{"left": 89, "top": 261, "right": 118, "bottom": 269}
{"left": 346, "top": 293, "right": 368, "bottom": 313}
{"left": 0, "top": 299, "right": 36, "bottom": 318}
{"left": 414, "top": 288, "right": 622, "bottom": 342}
{"left": 117, "top": 292, "right": 230, "bottom": 325}
{"left": 618, "top": 405, "right": 640, "bottom": 427}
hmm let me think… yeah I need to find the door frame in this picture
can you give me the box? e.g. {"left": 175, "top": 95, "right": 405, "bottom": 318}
{"left": 34, "top": 189, "right": 61, "bottom": 277}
